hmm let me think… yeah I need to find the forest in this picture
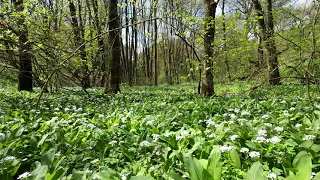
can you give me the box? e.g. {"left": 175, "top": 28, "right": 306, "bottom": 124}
{"left": 1, "top": 0, "right": 320, "bottom": 179}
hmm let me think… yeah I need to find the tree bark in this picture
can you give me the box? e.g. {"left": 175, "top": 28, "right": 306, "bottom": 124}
{"left": 105, "top": 0, "right": 121, "bottom": 93}
{"left": 265, "top": 0, "right": 281, "bottom": 85}
{"left": 14, "top": 0, "right": 33, "bottom": 92}
{"left": 201, "top": 0, "right": 218, "bottom": 96}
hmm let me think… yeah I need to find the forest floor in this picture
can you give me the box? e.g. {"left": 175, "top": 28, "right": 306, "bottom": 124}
{"left": 0, "top": 83, "right": 320, "bottom": 179}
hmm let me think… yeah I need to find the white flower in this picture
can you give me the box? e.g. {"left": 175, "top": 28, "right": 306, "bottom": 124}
{"left": 266, "top": 173, "right": 277, "bottom": 179}
{"left": 289, "top": 107, "right": 296, "bottom": 111}
{"left": 206, "top": 119, "right": 216, "bottom": 127}
{"left": 140, "top": 141, "right": 151, "bottom": 147}
{"left": 281, "top": 100, "right": 286, "bottom": 104}
{"left": 230, "top": 135, "right": 239, "bottom": 141}
{"left": 303, "top": 135, "right": 316, "bottom": 141}
{"left": 258, "top": 129, "right": 267, "bottom": 137}
{"left": 241, "top": 111, "right": 250, "bottom": 116}
{"left": 230, "top": 114, "right": 236, "bottom": 119}
{"left": 220, "top": 145, "right": 234, "bottom": 152}
{"left": 223, "top": 113, "right": 229, "bottom": 117}
{"left": 253, "top": 136, "right": 266, "bottom": 143}
{"left": 311, "top": 172, "right": 316, "bottom": 179}
{"left": 274, "top": 126, "right": 284, "bottom": 132}
{"left": 171, "top": 122, "right": 178, "bottom": 126}
{"left": 163, "top": 132, "right": 172, "bottom": 137}
{"left": 234, "top": 109, "right": 240, "bottom": 113}
{"left": 240, "top": 147, "right": 249, "bottom": 153}
{"left": 283, "top": 110, "right": 290, "bottom": 117}
{"left": 249, "top": 151, "right": 260, "bottom": 158}
{"left": 262, "top": 114, "right": 270, "bottom": 119}
{"left": 204, "top": 130, "right": 211, "bottom": 134}
{"left": 295, "top": 123, "right": 302, "bottom": 128}
{"left": 208, "top": 133, "right": 216, "bottom": 138}
{"left": 176, "top": 131, "right": 189, "bottom": 140}
{"left": 17, "top": 172, "right": 32, "bottom": 179}
{"left": 0, "top": 133, "right": 5, "bottom": 141}
{"left": 152, "top": 134, "right": 160, "bottom": 142}
{"left": 264, "top": 123, "right": 272, "bottom": 127}
{"left": 86, "top": 169, "right": 93, "bottom": 174}
{"left": 146, "top": 120, "right": 155, "bottom": 126}
{"left": 121, "top": 173, "right": 129, "bottom": 180}
{"left": 109, "top": 140, "right": 117, "bottom": 146}
{"left": 266, "top": 136, "right": 281, "bottom": 144}
{"left": 0, "top": 156, "right": 16, "bottom": 163}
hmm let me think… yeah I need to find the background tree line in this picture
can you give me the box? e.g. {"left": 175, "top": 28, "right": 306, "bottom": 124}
{"left": 0, "top": 0, "right": 319, "bottom": 96}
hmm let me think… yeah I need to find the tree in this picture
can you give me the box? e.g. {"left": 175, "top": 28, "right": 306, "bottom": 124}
{"left": 252, "top": 0, "right": 281, "bottom": 85}
{"left": 201, "top": 0, "right": 219, "bottom": 96}
{"left": 14, "top": 0, "right": 33, "bottom": 91}
{"left": 105, "top": 0, "right": 122, "bottom": 93}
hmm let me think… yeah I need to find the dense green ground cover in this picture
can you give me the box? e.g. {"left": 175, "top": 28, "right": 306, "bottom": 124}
{"left": 1, "top": 84, "right": 320, "bottom": 180}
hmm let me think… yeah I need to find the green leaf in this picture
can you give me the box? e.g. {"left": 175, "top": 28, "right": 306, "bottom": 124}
{"left": 71, "top": 171, "right": 86, "bottom": 180}
{"left": 41, "top": 148, "right": 55, "bottom": 169}
{"left": 295, "top": 151, "right": 312, "bottom": 180}
{"left": 229, "top": 149, "right": 241, "bottom": 167}
{"left": 31, "top": 165, "right": 48, "bottom": 180}
{"left": 167, "top": 172, "right": 186, "bottom": 180}
{"left": 130, "top": 176, "right": 153, "bottom": 180}
{"left": 93, "top": 169, "right": 119, "bottom": 180}
{"left": 285, "top": 172, "right": 296, "bottom": 180}
{"left": 183, "top": 153, "right": 204, "bottom": 180}
{"left": 244, "top": 162, "right": 267, "bottom": 180}
{"left": 207, "top": 145, "right": 221, "bottom": 180}
{"left": 48, "top": 168, "right": 65, "bottom": 180}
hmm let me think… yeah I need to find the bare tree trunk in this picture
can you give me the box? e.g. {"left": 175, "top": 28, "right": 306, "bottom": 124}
{"left": 154, "top": 0, "right": 158, "bottom": 86}
{"left": 201, "top": 0, "right": 218, "bottom": 96}
{"left": 265, "top": 0, "right": 281, "bottom": 85}
{"left": 222, "top": 0, "right": 231, "bottom": 81}
{"left": 14, "top": 0, "right": 33, "bottom": 91}
{"left": 105, "top": 0, "right": 121, "bottom": 93}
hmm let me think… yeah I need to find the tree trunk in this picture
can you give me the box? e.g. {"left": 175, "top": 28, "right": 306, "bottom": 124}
{"left": 154, "top": 0, "right": 158, "bottom": 86}
{"left": 105, "top": 0, "right": 121, "bottom": 93}
{"left": 14, "top": 0, "right": 33, "bottom": 92}
{"left": 201, "top": 0, "right": 218, "bottom": 96}
{"left": 265, "top": 0, "right": 281, "bottom": 85}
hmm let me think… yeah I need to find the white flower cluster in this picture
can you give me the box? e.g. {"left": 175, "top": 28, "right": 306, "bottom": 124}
{"left": 220, "top": 145, "right": 234, "bottom": 152}
{"left": 311, "top": 172, "right": 316, "bottom": 179}
{"left": 152, "top": 134, "right": 160, "bottom": 142}
{"left": 121, "top": 172, "right": 130, "bottom": 180}
{"left": 230, "top": 135, "right": 239, "bottom": 141}
{"left": 176, "top": 130, "right": 189, "bottom": 141}
{"left": 109, "top": 140, "right": 117, "bottom": 146}
{"left": 266, "top": 173, "right": 277, "bottom": 179}
{"left": 146, "top": 120, "right": 155, "bottom": 126}
{"left": 262, "top": 114, "right": 270, "bottom": 119}
{"left": 241, "top": 110, "right": 250, "bottom": 116}
{"left": 266, "top": 136, "right": 281, "bottom": 144}
{"left": 303, "top": 135, "right": 316, "bottom": 141}
{"left": 140, "top": 141, "right": 151, "bottom": 147}
{"left": 253, "top": 136, "right": 266, "bottom": 143}
{"left": 0, "top": 156, "right": 16, "bottom": 164}
{"left": 295, "top": 123, "right": 302, "bottom": 128}
{"left": 240, "top": 147, "right": 249, "bottom": 153}
{"left": 249, "top": 151, "right": 260, "bottom": 158}
{"left": 17, "top": 172, "right": 32, "bottom": 180}
{"left": 258, "top": 129, "right": 267, "bottom": 136}
{"left": 274, "top": 126, "right": 284, "bottom": 132}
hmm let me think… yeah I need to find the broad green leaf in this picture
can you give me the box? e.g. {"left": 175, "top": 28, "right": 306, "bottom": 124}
{"left": 244, "top": 162, "right": 267, "bottom": 180}
{"left": 31, "top": 165, "right": 48, "bottom": 180}
{"left": 229, "top": 149, "right": 241, "bottom": 167}
{"left": 183, "top": 153, "right": 204, "bottom": 180}
{"left": 41, "top": 148, "right": 55, "bottom": 169}
{"left": 48, "top": 168, "right": 65, "bottom": 180}
{"left": 130, "top": 176, "right": 153, "bottom": 180}
{"left": 93, "top": 169, "right": 119, "bottom": 180}
{"left": 295, "top": 152, "right": 312, "bottom": 180}
{"left": 167, "top": 172, "right": 186, "bottom": 180}
{"left": 71, "top": 171, "right": 86, "bottom": 180}
{"left": 207, "top": 145, "right": 221, "bottom": 180}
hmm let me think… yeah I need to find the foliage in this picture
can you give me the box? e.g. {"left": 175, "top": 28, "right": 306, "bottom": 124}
{"left": 0, "top": 84, "right": 320, "bottom": 179}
